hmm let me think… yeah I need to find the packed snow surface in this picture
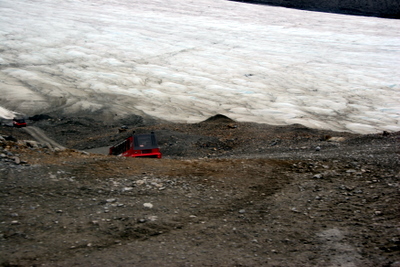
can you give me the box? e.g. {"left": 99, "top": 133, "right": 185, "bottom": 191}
{"left": 0, "top": 0, "right": 399, "bottom": 133}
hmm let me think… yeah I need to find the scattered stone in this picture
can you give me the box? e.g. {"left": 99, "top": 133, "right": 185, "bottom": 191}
{"left": 270, "top": 140, "right": 279, "bottom": 146}
{"left": 122, "top": 187, "right": 133, "bottom": 192}
{"left": 143, "top": 203, "right": 153, "bottom": 209}
{"left": 5, "top": 136, "right": 17, "bottom": 142}
{"left": 14, "top": 157, "right": 21, "bottom": 164}
{"left": 136, "top": 180, "right": 145, "bottom": 186}
{"left": 291, "top": 207, "right": 300, "bottom": 213}
{"left": 148, "top": 215, "right": 158, "bottom": 221}
{"left": 313, "top": 174, "right": 323, "bottom": 179}
{"left": 326, "top": 136, "right": 346, "bottom": 142}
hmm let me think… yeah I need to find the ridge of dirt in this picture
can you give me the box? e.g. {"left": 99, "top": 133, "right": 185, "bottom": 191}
{"left": 0, "top": 115, "right": 399, "bottom": 266}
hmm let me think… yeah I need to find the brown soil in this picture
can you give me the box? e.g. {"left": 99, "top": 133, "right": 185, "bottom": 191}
{"left": 0, "top": 114, "right": 399, "bottom": 266}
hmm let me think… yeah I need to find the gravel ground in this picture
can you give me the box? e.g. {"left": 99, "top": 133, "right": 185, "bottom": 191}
{"left": 0, "top": 114, "right": 399, "bottom": 266}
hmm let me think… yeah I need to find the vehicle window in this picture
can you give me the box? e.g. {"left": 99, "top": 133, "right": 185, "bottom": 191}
{"left": 134, "top": 135, "right": 154, "bottom": 149}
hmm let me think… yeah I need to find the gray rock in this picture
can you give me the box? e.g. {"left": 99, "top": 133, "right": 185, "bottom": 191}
{"left": 313, "top": 174, "right": 323, "bottom": 179}
{"left": 14, "top": 157, "right": 21, "bottom": 164}
{"left": 143, "top": 203, "right": 153, "bottom": 208}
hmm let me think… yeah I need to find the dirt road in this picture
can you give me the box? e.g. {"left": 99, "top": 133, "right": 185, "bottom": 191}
{"left": 23, "top": 126, "right": 66, "bottom": 151}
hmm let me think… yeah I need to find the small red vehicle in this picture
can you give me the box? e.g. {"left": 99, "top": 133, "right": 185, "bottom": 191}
{"left": 109, "top": 132, "right": 162, "bottom": 158}
{"left": 13, "top": 118, "right": 27, "bottom": 128}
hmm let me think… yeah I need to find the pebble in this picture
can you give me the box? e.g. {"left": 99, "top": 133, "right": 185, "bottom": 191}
{"left": 136, "top": 180, "right": 145, "bottom": 186}
{"left": 122, "top": 187, "right": 133, "bottom": 192}
{"left": 291, "top": 207, "right": 300, "bottom": 213}
{"left": 143, "top": 203, "right": 153, "bottom": 208}
{"left": 148, "top": 215, "right": 158, "bottom": 221}
{"left": 313, "top": 174, "right": 323, "bottom": 179}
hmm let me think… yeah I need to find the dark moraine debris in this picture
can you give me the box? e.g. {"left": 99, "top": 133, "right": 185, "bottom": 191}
{"left": 229, "top": 0, "right": 400, "bottom": 19}
{"left": 201, "top": 114, "right": 236, "bottom": 124}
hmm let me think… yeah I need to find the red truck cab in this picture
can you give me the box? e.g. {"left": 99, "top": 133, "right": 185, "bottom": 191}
{"left": 109, "top": 132, "right": 162, "bottom": 158}
{"left": 13, "top": 118, "right": 27, "bottom": 128}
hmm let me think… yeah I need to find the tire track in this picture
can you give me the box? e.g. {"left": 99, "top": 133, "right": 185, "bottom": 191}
{"left": 23, "top": 126, "right": 66, "bottom": 150}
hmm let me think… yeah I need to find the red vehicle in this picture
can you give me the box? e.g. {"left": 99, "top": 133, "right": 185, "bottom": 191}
{"left": 109, "top": 132, "right": 162, "bottom": 158}
{"left": 13, "top": 118, "right": 27, "bottom": 128}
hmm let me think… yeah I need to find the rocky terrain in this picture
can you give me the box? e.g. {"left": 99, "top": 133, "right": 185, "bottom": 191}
{"left": 0, "top": 114, "right": 399, "bottom": 266}
{"left": 231, "top": 0, "right": 400, "bottom": 18}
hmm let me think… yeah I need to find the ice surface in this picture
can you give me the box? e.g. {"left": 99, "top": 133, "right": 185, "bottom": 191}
{"left": 0, "top": 106, "right": 16, "bottom": 120}
{"left": 0, "top": 0, "right": 399, "bottom": 133}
